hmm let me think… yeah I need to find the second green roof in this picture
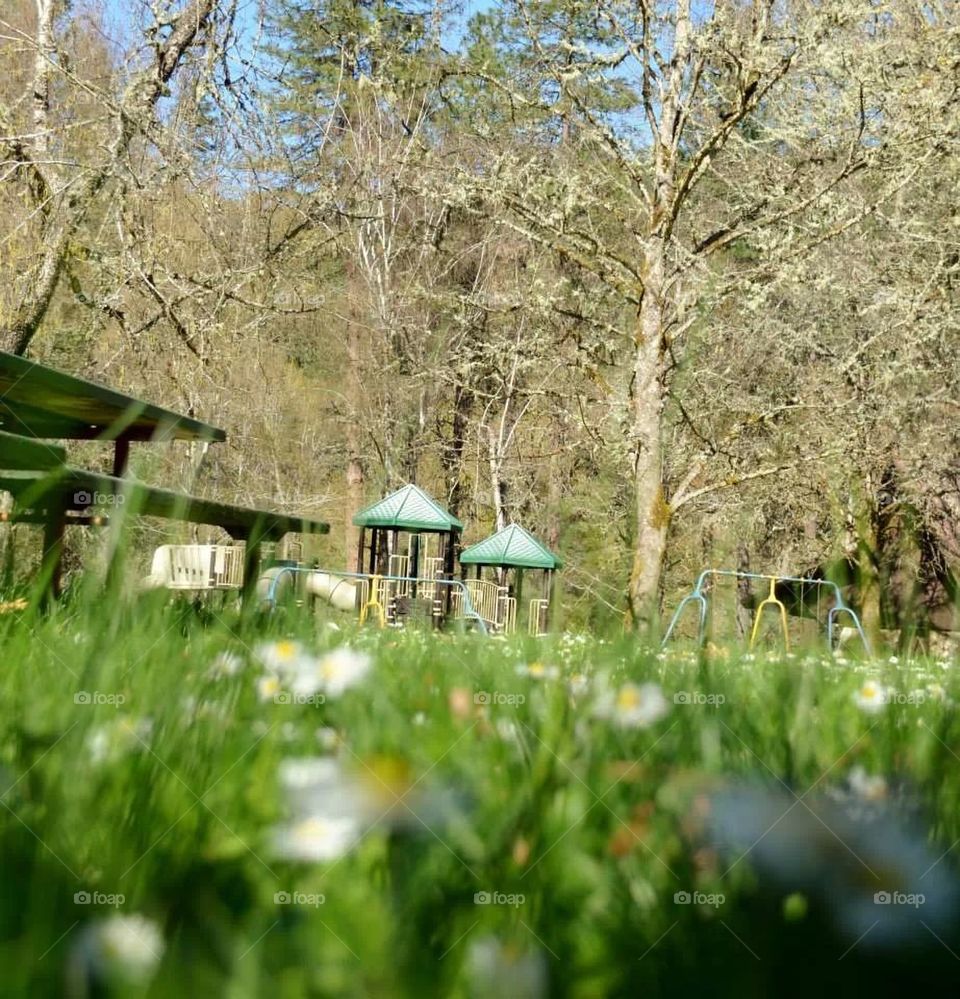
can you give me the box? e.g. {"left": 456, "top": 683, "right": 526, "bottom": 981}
{"left": 353, "top": 484, "right": 463, "bottom": 532}
{"left": 459, "top": 523, "right": 562, "bottom": 570}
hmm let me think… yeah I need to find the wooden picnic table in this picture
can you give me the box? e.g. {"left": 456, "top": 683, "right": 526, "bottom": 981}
{"left": 0, "top": 351, "right": 328, "bottom": 599}
{"left": 0, "top": 348, "right": 225, "bottom": 476}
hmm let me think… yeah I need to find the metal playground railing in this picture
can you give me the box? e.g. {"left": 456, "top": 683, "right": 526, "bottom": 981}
{"left": 262, "top": 567, "right": 489, "bottom": 635}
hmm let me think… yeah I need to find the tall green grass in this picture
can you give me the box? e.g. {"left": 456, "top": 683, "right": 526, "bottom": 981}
{"left": 2, "top": 592, "right": 959, "bottom": 996}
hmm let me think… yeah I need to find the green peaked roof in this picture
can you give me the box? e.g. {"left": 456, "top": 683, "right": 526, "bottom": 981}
{"left": 460, "top": 523, "right": 562, "bottom": 570}
{"left": 353, "top": 484, "right": 463, "bottom": 532}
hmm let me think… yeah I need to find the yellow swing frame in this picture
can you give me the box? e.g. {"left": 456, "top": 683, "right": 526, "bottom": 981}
{"left": 748, "top": 576, "right": 790, "bottom": 650}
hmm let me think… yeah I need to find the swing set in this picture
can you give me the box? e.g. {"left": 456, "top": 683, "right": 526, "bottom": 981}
{"left": 661, "top": 569, "right": 871, "bottom": 654}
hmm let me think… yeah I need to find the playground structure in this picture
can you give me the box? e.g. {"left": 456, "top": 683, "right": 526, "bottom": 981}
{"left": 459, "top": 523, "right": 562, "bottom": 636}
{"left": 242, "top": 484, "right": 563, "bottom": 635}
{"left": 662, "top": 569, "right": 872, "bottom": 654}
{"left": 258, "top": 566, "right": 491, "bottom": 634}
{"left": 144, "top": 544, "right": 245, "bottom": 592}
{"left": 352, "top": 484, "right": 462, "bottom": 627}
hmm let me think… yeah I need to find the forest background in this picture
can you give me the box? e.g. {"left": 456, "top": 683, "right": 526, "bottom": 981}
{"left": 1, "top": 0, "right": 958, "bottom": 635}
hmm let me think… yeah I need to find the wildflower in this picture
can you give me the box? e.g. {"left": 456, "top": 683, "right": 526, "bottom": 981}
{"left": 77, "top": 913, "right": 164, "bottom": 985}
{"left": 277, "top": 754, "right": 450, "bottom": 834}
{"left": 257, "top": 674, "right": 282, "bottom": 703}
{"left": 272, "top": 814, "right": 361, "bottom": 862}
{"left": 290, "top": 647, "right": 372, "bottom": 698}
{"left": 594, "top": 682, "right": 670, "bottom": 729}
{"left": 254, "top": 640, "right": 311, "bottom": 676}
{"left": 209, "top": 651, "right": 243, "bottom": 679}
{"left": 853, "top": 680, "right": 888, "bottom": 714}
{"left": 708, "top": 783, "right": 960, "bottom": 948}
{"left": 516, "top": 662, "right": 560, "bottom": 680}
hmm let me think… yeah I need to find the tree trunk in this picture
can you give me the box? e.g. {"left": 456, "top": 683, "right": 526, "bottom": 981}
{"left": 344, "top": 321, "right": 364, "bottom": 572}
{"left": 487, "top": 424, "right": 508, "bottom": 533}
{"left": 626, "top": 0, "right": 687, "bottom": 630}
{"left": 628, "top": 262, "right": 669, "bottom": 629}
{"left": 442, "top": 383, "right": 470, "bottom": 517}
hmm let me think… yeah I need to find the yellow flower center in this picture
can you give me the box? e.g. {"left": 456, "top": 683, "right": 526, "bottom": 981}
{"left": 364, "top": 755, "right": 413, "bottom": 800}
{"left": 294, "top": 816, "right": 330, "bottom": 839}
{"left": 275, "top": 641, "right": 297, "bottom": 660}
{"left": 617, "top": 686, "right": 642, "bottom": 710}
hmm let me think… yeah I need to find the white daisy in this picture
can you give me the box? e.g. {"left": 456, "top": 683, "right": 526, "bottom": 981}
{"left": 516, "top": 662, "right": 560, "bottom": 680}
{"left": 81, "top": 913, "right": 164, "bottom": 984}
{"left": 291, "top": 647, "right": 372, "bottom": 698}
{"left": 271, "top": 814, "right": 361, "bottom": 862}
{"left": 256, "top": 674, "right": 282, "bottom": 703}
{"left": 594, "top": 682, "right": 670, "bottom": 729}
{"left": 853, "top": 680, "right": 888, "bottom": 714}
{"left": 254, "top": 640, "right": 312, "bottom": 676}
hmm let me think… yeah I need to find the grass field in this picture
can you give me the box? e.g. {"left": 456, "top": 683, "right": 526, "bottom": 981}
{"left": 2, "top": 593, "right": 960, "bottom": 996}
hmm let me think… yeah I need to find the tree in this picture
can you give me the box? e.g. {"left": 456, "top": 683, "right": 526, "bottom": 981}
{"left": 457, "top": 0, "right": 956, "bottom": 628}
{"left": 0, "top": 0, "right": 228, "bottom": 356}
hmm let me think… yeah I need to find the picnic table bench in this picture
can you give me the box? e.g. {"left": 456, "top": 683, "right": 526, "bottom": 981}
{"left": 0, "top": 350, "right": 328, "bottom": 599}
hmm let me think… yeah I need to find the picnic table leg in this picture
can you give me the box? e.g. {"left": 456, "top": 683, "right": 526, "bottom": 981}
{"left": 40, "top": 500, "right": 67, "bottom": 605}
{"left": 112, "top": 439, "right": 131, "bottom": 478}
{"left": 241, "top": 519, "right": 270, "bottom": 607}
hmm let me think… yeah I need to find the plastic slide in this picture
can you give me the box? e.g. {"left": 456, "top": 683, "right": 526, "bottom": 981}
{"left": 256, "top": 566, "right": 358, "bottom": 611}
